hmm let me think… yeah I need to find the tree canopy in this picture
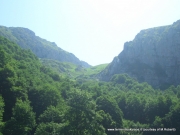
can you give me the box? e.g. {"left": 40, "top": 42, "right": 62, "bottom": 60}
{"left": 0, "top": 36, "right": 179, "bottom": 134}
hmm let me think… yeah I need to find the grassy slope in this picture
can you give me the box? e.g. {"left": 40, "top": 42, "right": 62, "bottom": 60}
{"left": 83, "top": 63, "right": 108, "bottom": 77}
{"left": 40, "top": 58, "right": 108, "bottom": 79}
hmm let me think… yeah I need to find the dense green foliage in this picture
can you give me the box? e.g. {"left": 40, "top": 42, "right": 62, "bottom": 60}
{"left": 0, "top": 36, "right": 179, "bottom": 135}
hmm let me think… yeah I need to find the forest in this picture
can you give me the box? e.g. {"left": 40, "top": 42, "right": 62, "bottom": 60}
{"left": 0, "top": 36, "right": 180, "bottom": 135}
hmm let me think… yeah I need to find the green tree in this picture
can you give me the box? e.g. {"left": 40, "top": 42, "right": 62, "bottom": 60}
{"left": 162, "top": 103, "right": 180, "bottom": 133}
{"left": 38, "top": 106, "right": 64, "bottom": 123}
{"left": 0, "top": 96, "right": 4, "bottom": 134}
{"left": 66, "top": 89, "right": 106, "bottom": 135}
{"left": 125, "top": 94, "right": 144, "bottom": 122}
{"left": 35, "top": 105, "right": 67, "bottom": 135}
{"left": 96, "top": 96, "right": 123, "bottom": 128}
{"left": 35, "top": 122, "right": 64, "bottom": 135}
{"left": 97, "top": 110, "right": 116, "bottom": 135}
{"left": 0, "top": 63, "right": 16, "bottom": 121}
{"left": 28, "top": 85, "right": 61, "bottom": 117}
{"left": 4, "top": 100, "right": 36, "bottom": 135}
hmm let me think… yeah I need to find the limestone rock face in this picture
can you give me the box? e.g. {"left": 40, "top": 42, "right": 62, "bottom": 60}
{"left": 99, "top": 20, "right": 180, "bottom": 89}
{"left": 0, "top": 26, "right": 91, "bottom": 68}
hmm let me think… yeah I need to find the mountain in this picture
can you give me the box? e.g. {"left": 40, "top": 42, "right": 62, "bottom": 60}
{"left": 99, "top": 19, "right": 180, "bottom": 89}
{"left": 1, "top": 30, "right": 180, "bottom": 135}
{"left": 0, "top": 26, "right": 91, "bottom": 68}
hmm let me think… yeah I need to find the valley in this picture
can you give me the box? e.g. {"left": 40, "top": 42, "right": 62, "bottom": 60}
{"left": 0, "top": 19, "right": 180, "bottom": 135}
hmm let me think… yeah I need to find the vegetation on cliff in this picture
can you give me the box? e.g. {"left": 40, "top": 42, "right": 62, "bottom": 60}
{"left": 99, "top": 20, "right": 180, "bottom": 89}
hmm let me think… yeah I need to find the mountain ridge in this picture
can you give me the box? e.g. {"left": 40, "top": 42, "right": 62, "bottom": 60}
{"left": 0, "top": 26, "right": 91, "bottom": 68}
{"left": 99, "top": 19, "right": 180, "bottom": 89}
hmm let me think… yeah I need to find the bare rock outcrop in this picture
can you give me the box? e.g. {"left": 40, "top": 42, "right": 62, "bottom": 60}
{"left": 99, "top": 20, "right": 180, "bottom": 89}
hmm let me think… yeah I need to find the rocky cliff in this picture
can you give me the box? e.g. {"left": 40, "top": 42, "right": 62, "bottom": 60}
{"left": 0, "top": 26, "right": 91, "bottom": 68}
{"left": 99, "top": 20, "right": 180, "bottom": 89}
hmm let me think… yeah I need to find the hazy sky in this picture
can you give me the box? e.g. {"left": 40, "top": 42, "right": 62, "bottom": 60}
{"left": 0, "top": 0, "right": 180, "bottom": 66}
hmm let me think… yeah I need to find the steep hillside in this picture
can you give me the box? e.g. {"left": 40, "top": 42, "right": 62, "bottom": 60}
{"left": 99, "top": 20, "right": 180, "bottom": 89}
{"left": 0, "top": 26, "right": 91, "bottom": 68}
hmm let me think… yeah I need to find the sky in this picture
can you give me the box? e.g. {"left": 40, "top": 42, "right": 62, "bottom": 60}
{"left": 0, "top": 0, "right": 180, "bottom": 66}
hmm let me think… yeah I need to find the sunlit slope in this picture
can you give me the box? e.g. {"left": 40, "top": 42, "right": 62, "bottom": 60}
{"left": 0, "top": 26, "right": 91, "bottom": 68}
{"left": 41, "top": 58, "right": 108, "bottom": 79}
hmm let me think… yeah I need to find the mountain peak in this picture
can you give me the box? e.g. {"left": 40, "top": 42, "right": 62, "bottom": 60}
{"left": 99, "top": 19, "right": 180, "bottom": 89}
